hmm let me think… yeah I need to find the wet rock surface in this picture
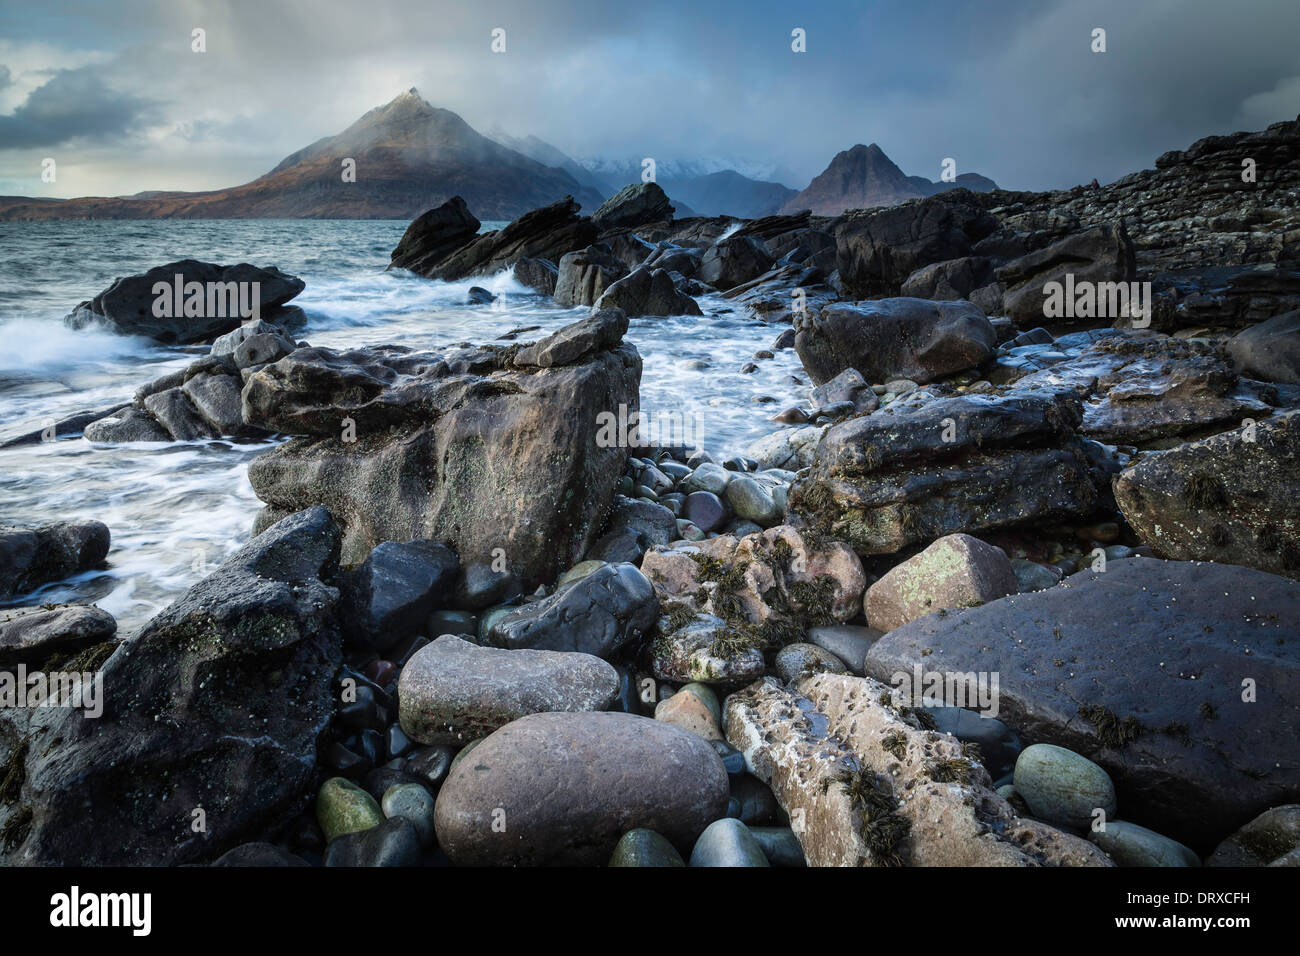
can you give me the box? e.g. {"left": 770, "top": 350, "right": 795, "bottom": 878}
{"left": 864, "top": 557, "right": 1300, "bottom": 848}
{"left": 0, "top": 506, "right": 343, "bottom": 865}
{"left": 433, "top": 711, "right": 729, "bottom": 865}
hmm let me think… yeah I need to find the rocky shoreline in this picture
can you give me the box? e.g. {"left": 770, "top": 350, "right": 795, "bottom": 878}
{"left": 1, "top": 116, "right": 1298, "bottom": 867}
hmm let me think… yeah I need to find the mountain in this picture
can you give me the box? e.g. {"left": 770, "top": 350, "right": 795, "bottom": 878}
{"left": 779, "top": 143, "right": 997, "bottom": 215}
{"left": 659, "top": 170, "right": 798, "bottom": 218}
{"left": 484, "top": 126, "right": 609, "bottom": 195}
{"left": 0, "top": 90, "right": 605, "bottom": 221}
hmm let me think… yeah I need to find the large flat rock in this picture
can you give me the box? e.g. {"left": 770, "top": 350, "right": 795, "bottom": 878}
{"left": 864, "top": 557, "right": 1300, "bottom": 848}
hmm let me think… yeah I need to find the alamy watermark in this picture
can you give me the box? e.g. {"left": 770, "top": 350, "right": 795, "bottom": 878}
{"left": 1042, "top": 273, "right": 1151, "bottom": 327}
{"left": 151, "top": 274, "right": 262, "bottom": 321}
{"left": 0, "top": 665, "right": 103, "bottom": 718}
{"left": 596, "top": 403, "right": 697, "bottom": 448}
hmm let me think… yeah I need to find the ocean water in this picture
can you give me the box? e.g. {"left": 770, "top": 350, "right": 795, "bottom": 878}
{"left": 0, "top": 219, "right": 804, "bottom": 633}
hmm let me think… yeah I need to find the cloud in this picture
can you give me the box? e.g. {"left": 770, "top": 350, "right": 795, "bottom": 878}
{"left": 1, "top": 0, "right": 1298, "bottom": 196}
{"left": 0, "top": 65, "right": 11, "bottom": 89}
{"left": 1236, "top": 75, "right": 1300, "bottom": 130}
{"left": 0, "top": 65, "right": 159, "bottom": 147}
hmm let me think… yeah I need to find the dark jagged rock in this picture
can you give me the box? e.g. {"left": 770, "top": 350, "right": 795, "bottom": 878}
{"left": 515, "top": 308, "right": 628, "bottom": 367}
{"left": 789, "top": 392, "right": 1098, "bottom": 554}
{"left": 1114, "top": 411, "right": 1300, "bottom": 577}
{"left": 0, "top": 520, "right": 110, "bottom": 599}
{"left": 323, "top": 817, "right": 421, "bottom": 867}
{"left": 900, "top": 255, "right": 997, "bottom": 301}
{"left": 512, "top": 256, "right": 559, "bottom": 296}
{"left": 999, "top": 115, "right": 1300, "bottom": 277}
{"left": 243, "top": 313, "right": 641, "bottom": 587}
{"left": 594, "top": 267, "right": 703, "bottom": 317}
{"left": 697, "top": 235, "right": 775, "bottom": 291}
{"left": 795, "top": 298, "right": 995, "bottom": 386}
{"left": 210, "top": 842, "right": 310, "bottom": 867}
{"left": 554, "top": 243, "right": 628, "bottom": 307}
{"left": 0, "top": 507, "right": 343, "bottom": 865}
{"left": 996, "top": 224, "right": 1137, "bottom": 327}
{"left": 592, "top": 182, "right": 674, "bottom": 230}
{"left": 485, "top": 562, "right": 658, "bottom": 658}
{"left": 63, "top": 260, "right": 306, "bottom": 344}
{"left": 390, "top": 196, "right": 597, "bottom": 282}
{"left": 832, "top": 190, "right": 1001, "bottom": 299}
{"left": 338, "top": 539, "right": 459, "bottom": 651}
{"left": 387, "top": 196, "right": 482, "bottom": 276}
{"left": 0, "top": 403, "right": 129, "bottom": 448}
{"left": 585, "top": 496, "right": 679, "bottom": 563}
{"left": 864, "top": 557, "right": 1300, "bottom": 849}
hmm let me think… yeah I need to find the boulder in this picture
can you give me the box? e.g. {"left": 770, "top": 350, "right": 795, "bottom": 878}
{"left": 795, "top": 298, "right": 995, "bottom": 386}
{"left": 997, "top": 224, "right": 1137, "bottom": 328}
{"left": 398, "top": 635, "right": 619, "bottom": 745}
{"left": 1113, "top": 412, "right": 1300, "bottom": 577}
{"left": 391, "top": 196, "right": 598, "bottom": 281}
{"left": 181, "top": 372, "right": 247, "bottom": 436}
{"left": 790, "top": 392, "right": 1098, "bottom": 555}
{"left": 697, "top": 235, "right": 775, "bottom": 291}
{"left": 433, "top": 711, "right": 729, "bottom": 865}
{"left": 513, "top": 256, "right": 559, "bottom": 296}
{"left": 900, "top": 256, "right": 997, "bottom": 301}
{"left": 864, "top": 533, "right": 1018, "bottom": 631}
{"left": 387, "top": 196, "right": 483, "bottom": 277}
{"left": 82, "top": 407, "right": 170, "bottom": 443}
{"left": 591, "top": 182, "right": 674, "bottom": 230}
{"left": 724, "top": 674, "right": 1112, "bottom": 866}
{"left": 1227, "top": 309, "right": 1300, "bottom": 384}
{"left": 0, "top": 520, "right": 111, "bottom": 599}
{"left": 143, "top": 387, "right": 216, "bottom": 441}
{"left": 484, "top": 562, "right": 658, "bottom": 658}
{"left": 810, "top": 368, "right": 879, "bottom": 415}
{"left": 1206, "top": 806, "right": 1300, "bottom": 866}
{"left": 514, "top": 307, "right": 627, "bottom": 367}
{"left": 833, "top": 191, "right": 1001, "bottom": 298}
{"left": 231, "top": 332, "right": 296, "bottom": 371}
{"left": 0, "top": 604, "right": 117, "bottom": 666}
{"left": 1088, "top": 820, "right": 1200, "bottom": 867}
{"left": 211, "top": 320, "right": 288, "bottom": 360}
{"left": 63, "top": 260, "right": 306, "bottom": 344}
{"left": 1013, "top": 334, "right": 1272, "bottom": 445}
{"left": 585, "top": 495, "right": 678, "bottom": 563}
{"left": 243, "top": 313, "right": 640, "bottom": 586}
{"left": 689, "top": 818, "right": 770, "bottom": 866}
{"left": 338, "top": 539, "right": 459, "bottom": 651}
{"left": 864, "top": 557, "right": 1300, "bottom": 848}
{"left": 594, "top": 267, "right": 703, "bottom": 317}
{"left": 0, "top": 507, "right": 343, "bottom": 865}
{"left": 553, "top": 243, "right": 628, "bottom": 307}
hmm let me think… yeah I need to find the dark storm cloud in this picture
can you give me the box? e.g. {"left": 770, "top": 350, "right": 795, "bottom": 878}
{"left": 0, "top": 65, "right": 159, "bottom": 147}
{"left": 2, "top": 0, "right": 1299, "bottom": 194}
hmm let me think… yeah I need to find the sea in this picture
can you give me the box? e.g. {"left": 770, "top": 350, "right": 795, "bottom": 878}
{"left": 0, "top": 219, "right": 804, "bottom": 633}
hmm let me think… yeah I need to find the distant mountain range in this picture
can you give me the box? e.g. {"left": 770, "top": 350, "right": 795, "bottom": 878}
{"left": 0, "top": 90, "right": 604, "bottom": 221}
{"left": 0, "top": 91, "right": 999, "bottom": 222}
{"left": 779, "top": 143, "right": 997, "bottom": 215}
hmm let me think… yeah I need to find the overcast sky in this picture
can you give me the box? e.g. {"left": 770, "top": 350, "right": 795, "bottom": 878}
{"left": 1, "top": 0, "right": 1298, "bottom": 198}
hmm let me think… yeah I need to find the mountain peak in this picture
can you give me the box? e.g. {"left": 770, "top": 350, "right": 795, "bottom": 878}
{"left": 781, "top": 142, "right": 997, "bottom": 215}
